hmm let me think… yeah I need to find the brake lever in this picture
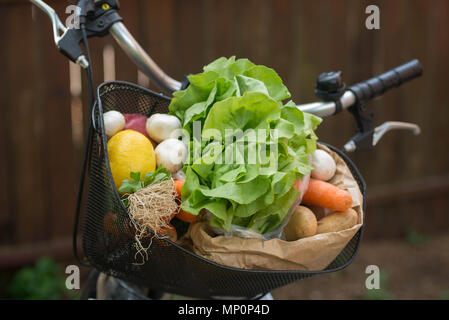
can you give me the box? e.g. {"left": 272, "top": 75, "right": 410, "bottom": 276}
{"left": 373, "top": 121, "right": 421, "bottom": 146}
{"left": 31, "top": 0, "right": 67, "bottom": 44}
{"left": 343, "top": 121, "right": 421, "bottom": 152}
{"left": 31, "top": 0, "right": 90, "bottom": 68}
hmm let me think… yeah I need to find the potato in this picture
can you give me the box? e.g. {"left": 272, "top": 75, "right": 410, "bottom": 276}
{"left": 283, "top": 206, "right": 317, "bottom": 241}
{"left": 306, "top": 205, "right": 333, "bottom": 220}
{"left": 317, "top": 208, "right": 358, "bottom": 234}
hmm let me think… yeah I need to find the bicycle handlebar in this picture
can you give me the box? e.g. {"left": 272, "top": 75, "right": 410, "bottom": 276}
{"left": 30, "top": 0, "right": 67, "bottom": 44}
{"left": 348, "top": 59, "right": 423, "bottom": 103}
{"left": 298, "top": 59, "right": 423, "bottom": 117}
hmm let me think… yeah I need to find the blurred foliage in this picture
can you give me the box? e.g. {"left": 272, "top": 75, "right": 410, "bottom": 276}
{"left": 405, "top": 229, "right": 429, "bottom": 246}
{"left": 439, "top": 290, "right": 449, "bottom": 300}
{"left": 365, "top": 270, "right": 395, "bottom": 300}
{"left": 7, "top": 257, "right": 79, "bottom": 300}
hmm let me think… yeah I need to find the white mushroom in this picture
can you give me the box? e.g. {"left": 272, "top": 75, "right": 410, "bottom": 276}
{"left": 311, "top": 149, "right": 336, "bottom": 181}
{"left": 172, "top": 169, "right": 186, "bottom": 181}
{"left": 146, "top": 113, "right": 182, "bottom": 143}
{"left": 103, "top": 110, "right": 125, "bottom": 138}
{"left": 155, "top": 138, "right": 188, "bottom": 173}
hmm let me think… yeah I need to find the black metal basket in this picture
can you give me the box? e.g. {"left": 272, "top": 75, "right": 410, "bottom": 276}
{"left": 83, "top": 81, "right": 366, "bottom": 299}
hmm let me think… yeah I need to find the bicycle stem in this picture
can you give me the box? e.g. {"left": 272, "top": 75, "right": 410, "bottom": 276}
{"left": 297, "top": 91, "right": 357, "bottom": 118}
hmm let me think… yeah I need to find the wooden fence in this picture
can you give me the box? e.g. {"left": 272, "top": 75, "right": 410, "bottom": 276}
{"left": 0, "top": 0, "right": 448, "bottom": 267}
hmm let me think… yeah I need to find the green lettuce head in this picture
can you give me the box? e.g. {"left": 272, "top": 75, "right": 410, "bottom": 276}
{"left": 169, "top": 56, "right": 321, "bottom": 235}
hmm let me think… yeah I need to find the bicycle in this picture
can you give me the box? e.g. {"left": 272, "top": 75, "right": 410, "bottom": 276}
{"left": 31, "top": 0, "right": 423, "bottom": 300}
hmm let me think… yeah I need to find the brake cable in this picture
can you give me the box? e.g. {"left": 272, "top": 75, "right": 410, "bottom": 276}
{"left": 73, "top": 1, "right": 96, "bottom": 268}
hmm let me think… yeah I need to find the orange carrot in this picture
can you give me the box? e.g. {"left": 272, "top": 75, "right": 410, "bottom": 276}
{"left": 173, "top": 179, "right": 197, "bottom": 223}
{"left": 158, "top": 224, "right": 178, "bottom": 242}
{"left": 176, "top": 209, "right": 197, "bottom": 223}
{"left": 298, "top": 178, "right": 353, "bottom": 212}
{"left": 174, "top": 179, "right": 184, "bottom": 198}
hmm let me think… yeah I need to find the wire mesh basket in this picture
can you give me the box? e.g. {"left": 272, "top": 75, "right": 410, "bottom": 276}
{"left": 83, "top": 80, "right": 366, "bottom": 299}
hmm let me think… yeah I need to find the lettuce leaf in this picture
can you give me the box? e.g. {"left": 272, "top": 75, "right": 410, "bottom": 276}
{"left": 169, "top": 56, "right": 290, "bottom": 133}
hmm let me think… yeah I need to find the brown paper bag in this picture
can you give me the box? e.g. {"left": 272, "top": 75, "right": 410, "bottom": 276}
{"left": 186, "top": 144, "right": 364, "bottom": 271}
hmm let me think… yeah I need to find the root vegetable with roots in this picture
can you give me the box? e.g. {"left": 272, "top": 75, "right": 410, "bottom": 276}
{"left": 126, "top": 179, "right": 180, "bottom": 264}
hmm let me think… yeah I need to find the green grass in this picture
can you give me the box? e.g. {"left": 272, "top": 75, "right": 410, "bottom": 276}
{"left": 364, "top": 270, "right": 395, "bottom": 300}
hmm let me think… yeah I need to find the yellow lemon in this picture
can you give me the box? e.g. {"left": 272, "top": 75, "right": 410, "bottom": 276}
{"left": 107, "top": 129, "right": 156, "bottom": 191}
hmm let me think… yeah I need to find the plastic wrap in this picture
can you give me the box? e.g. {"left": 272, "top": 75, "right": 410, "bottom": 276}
{"left": 208, "top": 171, "right": 311, "bottom": 240}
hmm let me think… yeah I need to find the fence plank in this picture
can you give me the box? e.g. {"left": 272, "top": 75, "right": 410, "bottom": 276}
{"left": 0, "top": 5, "right": 12, "bottom": 245}
{"left": 432, "top": 0, "right": 449, "bottom": 175}
{"left": 398, "top": 0, "right": 432, "bottom": 182}
{"left": 236, "top": 0, "right": 271, "bottom": 65}
{"left": 141, "top": 0, "right": 177, "bottom": 92}
{"left": 6, "top": 4, "right": 48, "bottom": 243}
{"left": 270, "top": 0, "right": 293, "bottom": 90}
{"left": 173, "top": 0, "right": 205, "bottom": 77}
{"left": 33, "top": 2, "right": 78, "bottom": 239}
{"left": 423, "top": 0, "right": 449, "bottom": 228}
{"left": 207, "top": 0, "right": 239, "bottom": 62}
{"left": 113, "top": 0, "right": 138, "bottom": 83}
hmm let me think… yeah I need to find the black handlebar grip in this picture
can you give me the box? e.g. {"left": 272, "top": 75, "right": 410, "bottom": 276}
{"left": 349, "top": 59, "right": 423, "bottom": 103}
